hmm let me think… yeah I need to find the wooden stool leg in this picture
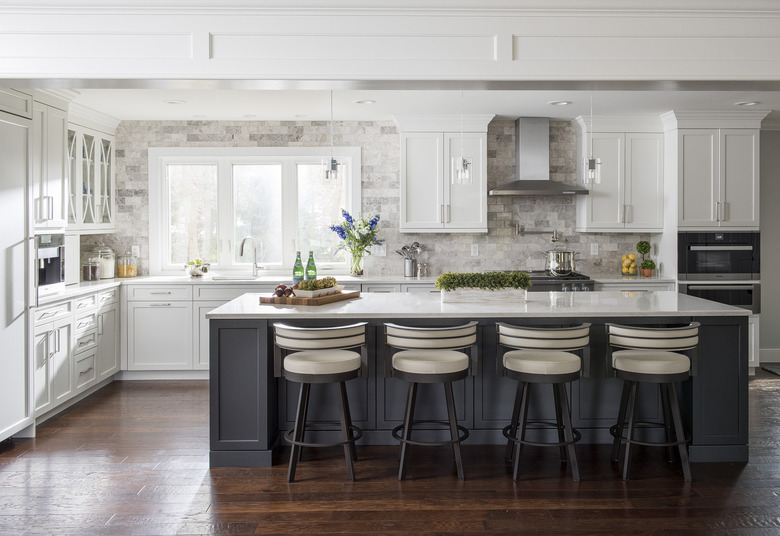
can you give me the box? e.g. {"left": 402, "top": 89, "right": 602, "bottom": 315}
{"left": 288, "top": 383, "right": 311, "bottom": 483}
{"left": 444, "top": 381, "right": 465, "bottom": 480}
{"left": 611, "top": 381, "right": 630, "bottom": 462}
{"left": 340, "top": 381, "right": 358, "bottom": 462}
{"left": 337, "top": 381, "right": 356, "bottom": 482}
{"left": 512, "top": 382, "right": 531, "bottom": 482}
{"left": 553, "top": 383, "right": 567, "bottom": 462}
{"left": 505, "top": 381, "right": 525, "bottom": 462}
{"left": 398, "top": 382, "right": 418, "bottom": 481}
{"left": 666, "top": 383, "right": 692, "bottom": 482}
{"left": 621, "top": 381, "right": 639, "bottom": 481}
{"left": 556, "top": 383, "right": 580, "bottom": 482}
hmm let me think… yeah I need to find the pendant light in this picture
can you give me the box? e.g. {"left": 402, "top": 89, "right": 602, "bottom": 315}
{"left": 583, "top": 93, "right": 601, "bottom": 185}
{"left": 324, "top": 90, "right": 340, "bottom": 180}
{"left": 453, "top": 90, "right": 471, "bottom": 185}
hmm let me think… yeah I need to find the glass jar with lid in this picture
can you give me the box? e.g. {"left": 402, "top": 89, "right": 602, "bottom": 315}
{"left": 82, "top": 258, "right": 100, "bottom": 281}
{"left": 117, "top": 249, "right": 137, "bottom": 278}
{"left": 92, "top": 243, "right": 116, "bottom": 279}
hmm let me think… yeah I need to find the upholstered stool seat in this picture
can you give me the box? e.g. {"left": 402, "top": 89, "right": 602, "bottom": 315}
{"left": 384, "top": 321, "right": 478, "bottom": 481}
{"left": 606, "top": 322, "right": 700, "bottom": 482}
{"left": 273, "top": 322, "right": 368, "bottom": 483}
{"left": 497, "top": 322, "right": 590, "bottom": 482}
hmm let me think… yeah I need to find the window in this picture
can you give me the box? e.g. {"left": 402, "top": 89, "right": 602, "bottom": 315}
{"left": 149, "top": 147, "right": 361, "bottom": 274}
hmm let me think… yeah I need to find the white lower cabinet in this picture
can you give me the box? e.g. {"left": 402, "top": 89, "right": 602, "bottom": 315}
{"left": 195, "top": 301, "right": 224, "bottom": 370}
{"left": 34, "top": 316, "right": 73, "bottom": 415}
{"left": 127, "top": 301, "right": 193, "bottom": 370}
{"left": 96, "top": 302, "right": 119, "bottom": 380}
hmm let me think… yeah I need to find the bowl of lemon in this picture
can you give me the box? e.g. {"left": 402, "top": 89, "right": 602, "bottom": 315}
{"left": 620, "top": 253, "right": 638, "bottom": 276}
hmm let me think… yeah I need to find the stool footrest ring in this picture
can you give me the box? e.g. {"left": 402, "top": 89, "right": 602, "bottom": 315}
{"left": 284, "top": 422, "right": 363, "bottom": 450}
{"left": 503, "top": 421, "right": 581, "bottom": 449}
{"left": 392, "top": 420, "right": 469, "bottom": 448}
{"left": 610, "top": 422, "right": 690, "bottom": 449}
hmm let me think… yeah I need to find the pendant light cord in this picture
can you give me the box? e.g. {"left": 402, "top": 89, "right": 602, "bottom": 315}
{"left": 589, "top": 93, "right": 594, "bottom": 159}
{"left": 330, "top": 90, "right": 335, "bottom": 160}
{"left": 460, "top": 90, "right": 465, "bottom": 161}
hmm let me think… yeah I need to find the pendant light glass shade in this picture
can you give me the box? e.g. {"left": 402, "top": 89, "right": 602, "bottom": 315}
{"left": 583, "top": 93, "right": 601, "bottom": 185}
{"left": 452, "top": 90, "right": 472, "bottom": 185}
{"left": 324, "top": 90, "right": 340, "bottom": 180}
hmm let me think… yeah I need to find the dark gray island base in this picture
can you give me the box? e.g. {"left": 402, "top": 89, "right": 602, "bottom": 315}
{"left": 207, "top": 291, "right": 749, "bottom": 467}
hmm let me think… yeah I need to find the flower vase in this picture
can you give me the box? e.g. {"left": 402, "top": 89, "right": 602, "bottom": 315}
{"left": 350, "top": 252, "right": 364, "bottom": 276}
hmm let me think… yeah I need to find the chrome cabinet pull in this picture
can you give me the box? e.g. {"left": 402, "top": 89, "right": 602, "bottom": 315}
{"left": 150, "top": 303, "right": 171, "bottom": 307}
{"left": 149, "top": 291, "right": 171, "bottom": 295}
{"left": 446, "top": 204, "right": 451, "bottom": 223}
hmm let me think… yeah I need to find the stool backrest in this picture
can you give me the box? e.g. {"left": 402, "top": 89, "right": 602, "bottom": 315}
{"left": 606, "top": 323, "right": 699, "bottom": 351}
{"left": 497, "top": 323, "right": 590, "bottom": 351}
{"left": 385, "top": 321, "right": 477, "bottom": 351}
{"left": 273, "top": 322, "right": 368, "bottom": 378}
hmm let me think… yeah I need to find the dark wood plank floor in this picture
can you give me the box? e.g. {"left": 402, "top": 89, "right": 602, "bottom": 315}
{"left": 2, "top": 372, "right": 780, "bottom": 535}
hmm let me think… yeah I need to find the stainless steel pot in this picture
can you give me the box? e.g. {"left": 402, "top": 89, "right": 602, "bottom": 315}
{"left": 545, "top": 247, "right": 576, "bottom": 276}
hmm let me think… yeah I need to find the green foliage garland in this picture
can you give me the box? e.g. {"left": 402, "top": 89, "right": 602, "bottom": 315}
{"left": 435, "top": 271, "right": 531, "bottom": 292}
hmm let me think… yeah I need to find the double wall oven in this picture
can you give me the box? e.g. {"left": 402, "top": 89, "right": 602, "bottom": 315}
{"left": 678, "top": 231, "right": 760, "bottom": 313}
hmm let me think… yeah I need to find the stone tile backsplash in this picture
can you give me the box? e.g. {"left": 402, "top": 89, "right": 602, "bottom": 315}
{"left": 82, "top": 119, "right": 649, "bottom": 278}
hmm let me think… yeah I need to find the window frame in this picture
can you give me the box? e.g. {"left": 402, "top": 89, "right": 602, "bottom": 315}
{"left": 148, "top": 146, "right": 361, "bottom": 276}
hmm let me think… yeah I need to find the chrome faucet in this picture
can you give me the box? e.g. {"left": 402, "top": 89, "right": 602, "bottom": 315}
{"left": 239, "top": 236, "right": 262, "bottom": 277}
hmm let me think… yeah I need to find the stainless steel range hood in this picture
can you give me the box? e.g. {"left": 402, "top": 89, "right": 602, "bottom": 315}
{"left": 489, "top": 117, "right": 589, "bottom": 196}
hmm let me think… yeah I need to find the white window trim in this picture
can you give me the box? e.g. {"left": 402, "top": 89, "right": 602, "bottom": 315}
{"left": 148, "top": 146, "right": 361, "bottom": 276}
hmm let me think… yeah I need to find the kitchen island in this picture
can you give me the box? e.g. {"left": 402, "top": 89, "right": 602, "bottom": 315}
{"left": 207, "top": 291, "right": 750, "bottom": 467}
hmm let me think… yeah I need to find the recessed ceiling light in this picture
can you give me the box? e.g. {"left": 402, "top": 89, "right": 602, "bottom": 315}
{"left": 243, "top": 114, "right": 257, "bottom": 119}
{"left": 294, "top": 114, "right": 308, "bottom": 118}
{"left": 355, "top": 100, "right": 376, "bottom": 105}
{"left": 192, "top": 114, "right": 207, "bottom": 118}
{"left": 734, "top": 101, "right": 760, "bottom": 106}
{"left": 164, "top": 99, "right": 187, "bottom": 105}
{"left": 547, "top": 100, "right": 572, "bottom": 106}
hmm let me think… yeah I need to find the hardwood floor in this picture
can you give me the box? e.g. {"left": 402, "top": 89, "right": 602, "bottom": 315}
{"left": 2, "top": 373, "right": 780, "bottom": 535}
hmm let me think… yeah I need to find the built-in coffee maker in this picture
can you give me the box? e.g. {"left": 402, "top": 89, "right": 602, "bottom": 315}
{"left": 36, "top": 231, "right": 65, "bottom": 297}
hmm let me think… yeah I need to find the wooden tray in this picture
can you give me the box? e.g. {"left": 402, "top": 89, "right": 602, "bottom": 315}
{"left": 259, "top": 289, "right": 361, "bottom": 306}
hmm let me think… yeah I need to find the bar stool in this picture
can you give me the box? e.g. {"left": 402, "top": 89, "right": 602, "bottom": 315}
{"left": 273, "top": 322, "right": 368, "bottom": 483}
{"left": 383, "top": 321, "right": 478, "bottom": 480}
{"left": 605, "top": 322, "right": 699, "bottom": 481}
{"left": 496, "top": 322, "right": 590, "bottom": 482}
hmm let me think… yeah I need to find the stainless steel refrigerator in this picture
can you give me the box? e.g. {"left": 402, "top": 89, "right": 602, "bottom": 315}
{"left": 0, "top": 108, "right": 34, "bottom": 441}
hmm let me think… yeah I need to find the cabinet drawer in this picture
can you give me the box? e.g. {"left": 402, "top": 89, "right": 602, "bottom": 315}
{"left": 193, "top": 284, "right": 274, "bottom": 301}
{"left": 74, "top": 351, "right": 97, "bottom": 390}
{"left": 0, "top": 88, "right": 33, "bottom": 118}
{"left": 362, "top": 284, "right": 401, "bottom": 293}
{"left": 401, "top": 283, "right": 439, "bottom": 293}
{"left": 127, "top": 286, "right": 192, "bottom": 301}
{"left": 97, "top": 288, "right": 119, "bottom": 307}
{"left": 74, "top": 330, "right": 97, "bottom": 355}
{"left": 34, "top": 302, "right": 72, "bottom": 325}
{"left": 74, "top": 294, "right": 98, "bottom": 312}
{"left": 74, "top": 312, "right": 98, "bottom": 333}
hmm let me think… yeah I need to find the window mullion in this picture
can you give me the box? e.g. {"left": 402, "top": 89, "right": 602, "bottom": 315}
{"left": 281, "top": 158, "right": 298, "bottom": 269}
{"left": 218, "top": 159, "right": 234, "bottom": 268}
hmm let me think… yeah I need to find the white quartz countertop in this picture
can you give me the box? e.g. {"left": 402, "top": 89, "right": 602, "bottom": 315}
{"left": 206, "top": 290, "right": 748, "bottom": 320}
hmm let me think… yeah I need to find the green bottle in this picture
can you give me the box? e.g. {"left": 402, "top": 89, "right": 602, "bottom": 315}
{"left": 292, "top": 251, "right": 304, "bottom": 285}
{"left": 305, "top": 251, "right": 317, "bottom": 281}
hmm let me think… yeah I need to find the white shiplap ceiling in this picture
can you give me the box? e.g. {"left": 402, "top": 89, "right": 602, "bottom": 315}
{"left": 69, "top": 87, "right": 780, "bottom": 123}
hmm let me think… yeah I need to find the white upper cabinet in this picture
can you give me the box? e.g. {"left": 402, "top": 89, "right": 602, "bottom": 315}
{"left": 32, "top": 100, "right": 68, "bottom": 230}
{"left": 575, "top": 118, "right": 663, "bottom": 233}
{"left": 397, "top": 115, "right": 492, "bottom": 234}
{"left": 67, "top": 123, "right": 116, "bottom": 234}
{"left": 677, "top": 128, "right": 759, "bottom": 229}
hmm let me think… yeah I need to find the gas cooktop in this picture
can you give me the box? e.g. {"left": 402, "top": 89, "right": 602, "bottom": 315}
{"left": 508, "top": 270, "right": 592, "bottom": 281}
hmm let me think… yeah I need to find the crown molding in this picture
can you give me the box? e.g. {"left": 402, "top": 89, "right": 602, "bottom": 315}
{"left": 660, "top": 109, "right": 770, "bottom": 130}
{"left": 68, "top": 102, "right": 121, "bottom": 133}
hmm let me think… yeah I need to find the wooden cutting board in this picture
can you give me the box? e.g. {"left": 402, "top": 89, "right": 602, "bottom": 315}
{"left": 259, "top": 289, "right": 361, "bottom": 306}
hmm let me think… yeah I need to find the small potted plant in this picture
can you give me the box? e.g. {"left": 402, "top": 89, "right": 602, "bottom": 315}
{"left": 636, "top": 241, "right": 655, "bottom": 277}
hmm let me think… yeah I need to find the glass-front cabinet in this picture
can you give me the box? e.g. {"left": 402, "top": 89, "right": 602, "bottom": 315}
{"left": 67, "top": 124, "right": 115, "bottom": 233}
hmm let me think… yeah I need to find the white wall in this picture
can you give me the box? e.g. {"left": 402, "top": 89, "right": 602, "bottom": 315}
{"left": 760, "top": 130, "right": 780, "bottom": 362}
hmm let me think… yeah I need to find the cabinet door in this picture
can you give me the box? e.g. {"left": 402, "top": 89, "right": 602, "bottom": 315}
{"left": 95, "top": 135, "right": 114, "bottom": 227}
{"left": 127, "top": 302, "right": 193, "bottom": 370}
{"left": 678, "top": 129, "right": 719, "bottom": 228}
{"left": 195, "top": 301, "right": 225, "bottom": 370}
{"left": 444, "top": 132, "right": 487, "bottom": 231}
{"left": 96, "top": 304, "right": 119, "bottom": 380}
{"left": 720, "top": 129, "right": 759, "bottom": 228}
{"left": 400, "top": 132, "right": 444, "bottom": 231}
{"left": 35, "top": 318, "right": 73, "bottom": 415}
{"left": 579, "top": 133, "right": 625, "bottom": 230}
{"left": 625, "top": 133, "right": 663, "bottom": 230}
{"left": 32, "top": 104, "right": 67, "bottom": 228}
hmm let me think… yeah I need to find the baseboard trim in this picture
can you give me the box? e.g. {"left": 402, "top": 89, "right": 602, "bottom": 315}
{"left": 760, "top": 348, "right": 780, "bottom": 364}
{"left": 115, "top": 370, "right": 210, "bottom": 381}
{"left": 35, "top": 377, "right": 116, "bottom": 426}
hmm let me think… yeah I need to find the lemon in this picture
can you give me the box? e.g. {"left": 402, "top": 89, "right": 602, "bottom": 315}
{"left": 195, "top": 258, "right": 203, "bottom": 264}
{"left": 630, "top": 261, "right": 636, "bottom": 268}
{"left": 621, "top": 254, "right": 627, "bottom": 261}
{"left": 622, "top": 267, "right": 628, "bottom": 274}
{"left": 629, "top": 253, "right": 636, "bottom": 260}
{"left": 628, "top": 267, "right": 637, "bottom": 274}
